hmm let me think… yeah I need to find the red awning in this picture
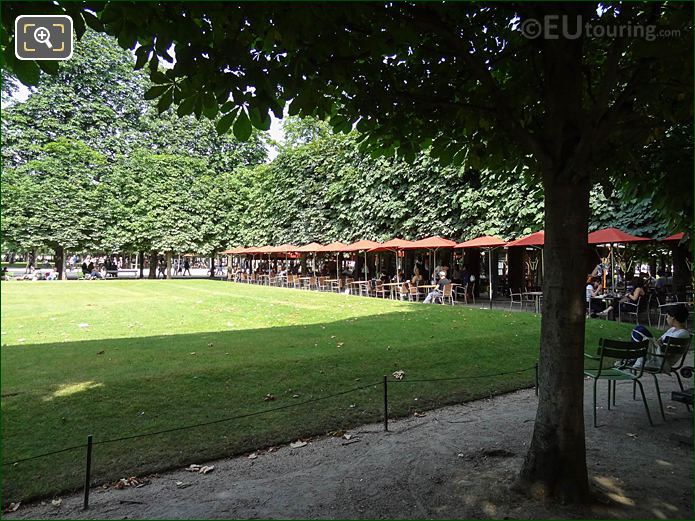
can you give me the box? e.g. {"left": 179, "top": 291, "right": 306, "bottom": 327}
{"left": 294, "top": 242, "right": 324, "bottom": 253}
{"left": 343, "top": 240, "right": 382, "bottom": 252}
{"left": 588, "top": 227, "right": 650, "bottom": 244}
{"left": 662, "top": 232, "right": 685, "bottom": 242}
{"left": 368, "top": 238, "right": 419, "bottom": 252}
{"left": 401, "top": 236, "right": 457, "bottom": 250}
{"left": 263, "top": 244, "right": 295, "bottom": 253}
{"left": 317, "top": 241, "right": 350, "bottom": 252}
{"left": 455, "top": 236, "right": 507, "bottom": 249}
{"left": 507, "top": 230, "right": 545, "bottom": 247}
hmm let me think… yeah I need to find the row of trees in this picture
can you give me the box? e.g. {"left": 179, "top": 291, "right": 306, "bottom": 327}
{"left": 1, "top": 34, "right": 679, "bottom": 279}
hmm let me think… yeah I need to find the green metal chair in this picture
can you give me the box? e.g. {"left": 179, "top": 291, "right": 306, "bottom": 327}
{"left": 584, "top": 338, "right": 652, "bottom": 427}
{"left": 631, "top": 335, "right": 692, "bottom": 420}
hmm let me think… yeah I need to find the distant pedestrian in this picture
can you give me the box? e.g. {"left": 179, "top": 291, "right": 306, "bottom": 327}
{"left": 183, "top": 259, "right": 191, "bottom": 276}
{"left": 25, "top": 252, "right": 35, "bottom": 274}
{"left": 157, "top": 258, "right": 167, "bottom": 279}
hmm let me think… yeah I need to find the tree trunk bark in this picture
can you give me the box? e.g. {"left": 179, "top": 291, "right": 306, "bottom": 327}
{"left": 209, "top": 253, "right": 216, "bottom": 278}
{"left": 148, "top": 250, "right": 157, "bottom": 279}
{"left": 518, "top": 173, "right": 591, "bottom": 502}
{"left": 54, "top": 245, "right": 65, "bottom": 280}
{"left": 166, "top": 251, "right": 172, "bottom": 279}
{"left": 138, "top": 251, "right": 145, "bottom": 279}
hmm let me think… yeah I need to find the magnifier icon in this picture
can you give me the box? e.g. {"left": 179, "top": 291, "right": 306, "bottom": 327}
{"left": 33, "top": 26, "right": 53, "bottom": 48}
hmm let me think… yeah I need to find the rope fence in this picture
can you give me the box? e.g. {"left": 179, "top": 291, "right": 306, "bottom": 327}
{"left": 3, "top": 364, "right": 538, "bottom": 508}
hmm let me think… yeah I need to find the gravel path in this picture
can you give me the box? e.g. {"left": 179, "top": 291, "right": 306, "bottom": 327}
{"left": 6, "top": 375, "right": 692, "bottom": 519}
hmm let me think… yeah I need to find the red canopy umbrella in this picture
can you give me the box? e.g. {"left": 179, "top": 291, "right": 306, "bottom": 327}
{"left": 317, "top": 242, "right": 350, "bottom": 279}
{"left": 344, "top": 240, "right": 382, "bottom": 280}
{"left": 661, "top": 232, "right": 685, "bottom": 242}
{"left": 506, "top": 230, "right": 545, "bottom": 247}
{"left": 454, "top": 236, "right": 507, "bottom": 249}
{"left": 588, "top": 228, "right": 650, "bottom": 293}
{"left": 295, "top": 242, "right": 324, "bottom": 274}
{"left": 295, "top": 242, "right": 324, "bottom": 252}
{"left": 368, "top": 238, "right": 418, "bottom": 252}
{"left": 401, "top": 236, "right": 457, "bottom": 283}
{"left": 369, "top": 239, "right": 418, "bottom": 282}
{"left": 456, "top": 236, "right": 507, "bottom": 307}
{"left": 402, "top": 236, "right": 457, "bottom": 249}
{"left": 507, "top": 231, "right": 545, "bottom": 286}
{"left": 588, "top": 227, "right": 650, "bottom": 244}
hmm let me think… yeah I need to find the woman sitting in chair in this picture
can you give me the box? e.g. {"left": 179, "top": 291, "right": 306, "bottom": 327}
{"left": 599, "top": 277, "right": 645, "bottom": 317}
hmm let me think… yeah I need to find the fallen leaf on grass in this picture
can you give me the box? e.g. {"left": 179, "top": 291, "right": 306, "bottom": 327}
{"left": 392, "top": 370, "right": 405, "bottom": 380}
{"left": 342, "top": 433, "right": 352, "bottom": 440}
{"left": 4, "top": 502, "right": 20, "bottom": 512}
{"left": 96, "top": 350, "right": 105, "bottom": 355}
{"left": 78, "top": 323, "right": 89, "bottom": 328}
{"left": 51, "top": 499, "right": 62, "bottom": 507}
{"left": 264, "top": 394, "right": 275, "bottom": 401}
{"left": 336, "top": 342, "right": 344, "bottom": 348}
{"left": 290, "top": 440, "right": 308, "bottom": 448}
{"left": 207, "top": 343, "right": 213, "bottom": 347}
{"left": 626, "top": 433, "right": 638, "bottom": 439}
{"left": 189, "top": 352, "right": 196, "bottom": 355}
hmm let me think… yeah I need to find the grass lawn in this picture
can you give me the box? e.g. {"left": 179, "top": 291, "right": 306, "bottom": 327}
{"left": 1, "top": 280, "right": 634, "bottom": 502}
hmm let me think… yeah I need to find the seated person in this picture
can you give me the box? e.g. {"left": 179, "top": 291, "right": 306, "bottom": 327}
{"left": 1, "top": 267, "right": 9, "bottom": 280}
{"left": 45, "top": 270, "right": 58, "bottom": 280}
{"left": 599, "top": 277, "right": 645, "bottom": 317}
{"left": 424, "top": 272, "right": 451, "bottom": 304}
{"left": 586, "top": 277, "right": 604, "bottom": 316}
{"left": 411, "top": 267, "right": 424, "bottom": 287}
{"left": 629, "top": 304, "right": 690, "bottom": 370}
{"left": 90, "top": 268, "right": 103, "bottom": 279}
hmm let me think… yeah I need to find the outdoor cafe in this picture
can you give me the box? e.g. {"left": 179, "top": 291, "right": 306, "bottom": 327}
{"left": 223, "top": 228, "right": 692, "bottom": 323}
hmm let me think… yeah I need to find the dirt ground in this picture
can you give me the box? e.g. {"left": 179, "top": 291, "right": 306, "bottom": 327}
{"left": 5, "top": 372, "right": 693, "bottom": 520}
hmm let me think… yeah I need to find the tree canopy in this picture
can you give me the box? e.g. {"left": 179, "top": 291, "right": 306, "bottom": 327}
{"left": 2, "top": 0, "right": 692, "bottom": 503}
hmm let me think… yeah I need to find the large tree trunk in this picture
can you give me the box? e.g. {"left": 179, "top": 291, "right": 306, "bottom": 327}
{"left": 166, "top": 251, "right": 172, "bottom": 279}
{"left": 148, "top": 250, "right": 157, "bottom": 279}
{"left": 209, "top": 253, "right": 216, "bottom": 278}
{"left": 138, "top": 251, "right": 145, "bottom": 279}
{"left": 519, "top": 173, "right": 591, "bottom": 502}
{"left": 54, "top": 245, "right": 65, "bottom": 280}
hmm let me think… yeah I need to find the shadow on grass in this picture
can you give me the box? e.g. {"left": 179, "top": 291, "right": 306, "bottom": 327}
{"left": 1, "top": 305, "right": 630, "bottom": 503}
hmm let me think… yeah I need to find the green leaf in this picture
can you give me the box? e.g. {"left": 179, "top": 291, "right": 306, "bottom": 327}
{"left": 37, "top": 61, "right": 59, "bottom": 75}
{"left": 233, "top": 111, "right": 253, "bottom": 141}
{"left": 144, "top": 85, "right": 168, "bottom": 100}
{"left": 216, "top": 112, "right": 236, "bottom": 135}
{"left": 177, "top": 96, "right": 196, "bottom": 117}
{"left": 13, "top": 60, "right": 40, "bottom": 86}
{"left": 249, "top": 107, "right": 271, "bottom": 131}
{"left": 157, "top": 91, "right": 173, "bottom": 114}
{"left": 150, "top": 71, "right": 169, "bottom": 84}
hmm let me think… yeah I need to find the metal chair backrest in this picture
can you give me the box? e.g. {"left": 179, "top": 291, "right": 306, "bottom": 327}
{"left": 659, "top": 335, "right": 691, "bottom": 372}
{"left": 596, "top": 338, "right": 649, "bottom": 377}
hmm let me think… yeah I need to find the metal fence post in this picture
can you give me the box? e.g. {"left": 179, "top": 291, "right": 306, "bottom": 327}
{"left": 534, "top": 362, "right": 539, "bottom": 396}
{"left": 83, "top": 434, "right": 93, "bottom": 510}
{"left": 383, "top": 375, "right": 388, "bottom": 432}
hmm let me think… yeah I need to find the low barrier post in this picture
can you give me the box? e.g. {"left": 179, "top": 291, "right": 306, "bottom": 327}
{"left": 383, "top": 375, "right": 388, "bottom": 432}
{"left": 83, "top": 434, "right": 93, "bottom": 510}
{"left": 534, "top": 362, "right": 539, "bottom": 396}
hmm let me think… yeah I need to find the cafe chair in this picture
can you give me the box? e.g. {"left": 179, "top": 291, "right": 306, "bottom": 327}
{"left": 584, "top": 338, "right": 653, "bottom": 427}
{"left": 629, "top": 336, "right": 692, "bottom": 420}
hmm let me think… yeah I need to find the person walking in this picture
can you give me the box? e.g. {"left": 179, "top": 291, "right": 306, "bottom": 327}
{"left": 183, "top": 258, "right": 191, "bottom": 276}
